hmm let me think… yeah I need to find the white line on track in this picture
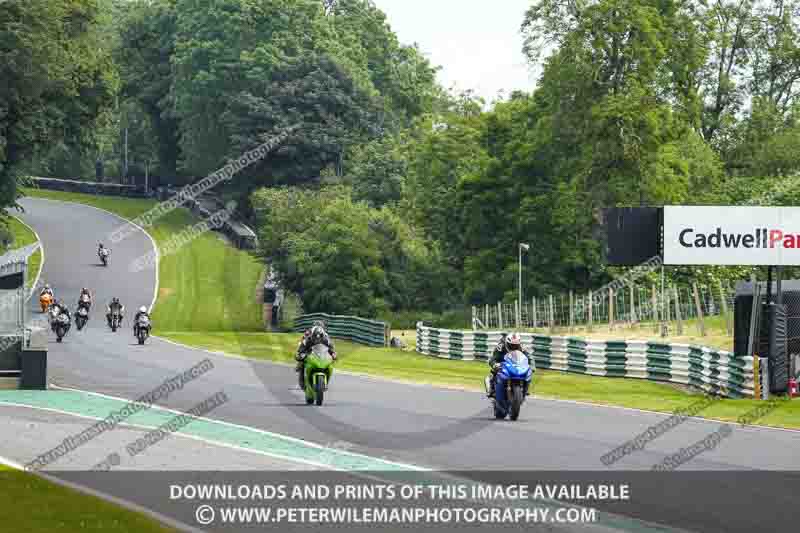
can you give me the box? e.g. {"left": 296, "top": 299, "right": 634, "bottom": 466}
{"left": 0, "top": 399, "right": 350, "bottom": 470}
{"left": 0, "top": 453, "right": 24, "bottom": 469}
{"left": 48, "top": 384, "right": 428, "bottom": 471}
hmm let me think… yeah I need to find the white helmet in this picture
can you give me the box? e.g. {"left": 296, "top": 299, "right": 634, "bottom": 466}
{"left": 139, "top": 306, "right": 147, "bottom": 313}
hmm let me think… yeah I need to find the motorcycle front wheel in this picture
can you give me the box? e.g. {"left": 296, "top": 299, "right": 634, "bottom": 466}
{"left": 314, "top": 374, "right": 325, "bottom": 406}
{"left": 509, "top": 383, "right": 524, "bottom": 421}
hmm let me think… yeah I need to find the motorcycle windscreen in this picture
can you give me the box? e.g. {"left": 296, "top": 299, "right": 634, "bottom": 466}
{"left": 505, "top": 350, "right": 529, "bottom": 368}
{"left": 310, "top": 343, "right": 332, "bottom": 362}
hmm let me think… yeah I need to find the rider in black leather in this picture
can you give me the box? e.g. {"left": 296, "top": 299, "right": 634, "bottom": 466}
{"left": 295, "top": 321, "right": 337, "bottom": 386}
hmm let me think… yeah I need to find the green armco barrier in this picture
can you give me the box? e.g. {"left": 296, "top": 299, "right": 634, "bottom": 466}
{"left": 294, "top": 313, "right": 387, "bottom": 347}
{"left": 415, "top": 322, "right": 756, "bottom": 398}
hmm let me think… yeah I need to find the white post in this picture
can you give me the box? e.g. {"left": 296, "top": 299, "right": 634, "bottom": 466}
{"left": 497, "top": 302, "right": 503, "bottom": 330}
{"left": 518, "top": 243, "right": 529, "bottom": 326}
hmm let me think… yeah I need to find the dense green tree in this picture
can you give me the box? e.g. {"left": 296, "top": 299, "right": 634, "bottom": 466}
{"left": 252, "top": 185, "right": 455, "bottom": 316}
{"left": 1, "top": 0, "right": 115, "bottom": 206}
{"left": 115, "top": 0, "right": 181, "bottom": 182}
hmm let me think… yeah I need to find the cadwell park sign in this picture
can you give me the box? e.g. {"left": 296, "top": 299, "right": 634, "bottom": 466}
{"left": 663, "top": 206, "right": 800, "bottom": 266}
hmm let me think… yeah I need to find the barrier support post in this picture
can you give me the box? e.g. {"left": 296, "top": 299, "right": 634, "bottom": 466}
{"left": 652, "top": 285, "right": 659, "bottom": 334}
{"left": 497, "top": 302, "right": 503, "bottom": 330}
{"left": 569, "top": 291, "right": 575, "bottom": 333}
{"left": 609, "top": 289, "right": 614, "bottom": 331}
{"left": 674, "top": 285, "right": 684, "bottom": 335}
{"left": 718, "top": 281, "right": 732, "bottom": 335}
{"left": 693, "top": 283, "right": 706, "bottom": 336}
{"left": 588, "top": 291, "right": 593, "bottom": 332}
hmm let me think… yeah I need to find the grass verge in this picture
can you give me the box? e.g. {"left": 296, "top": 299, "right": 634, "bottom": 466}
{"left": 527, "top": 314, "right": 733, "bottom": 352}
{"left": 0, "top": 466, "right": 175, "bottom": 532}
{"left": 23, "top": 188, "right": 798, "bottom": 429}
{"left": 22, "top": 188, "right": 263, "bottom": 331}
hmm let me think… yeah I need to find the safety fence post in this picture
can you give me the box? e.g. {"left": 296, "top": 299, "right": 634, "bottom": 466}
{"left": 609, "top": 288, "right": 614, "bottom": 330}
{"left": 693, "top": 283, "right": 706, "bottom": 336}
{"left": 674, "top": 285, "right": 684, "bottom": 335}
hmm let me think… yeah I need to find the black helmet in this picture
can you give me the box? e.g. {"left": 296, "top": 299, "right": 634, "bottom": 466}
{"left": 311, "top": 325, "right": 326, "bottom": 343}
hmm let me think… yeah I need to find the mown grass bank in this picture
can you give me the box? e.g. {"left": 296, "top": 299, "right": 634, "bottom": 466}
{"left": 0, "top": 466, "right": 175, "bottom": 532}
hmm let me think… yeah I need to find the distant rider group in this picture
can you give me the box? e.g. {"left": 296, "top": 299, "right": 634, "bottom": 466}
{"left": 37, "top": 243, "right": 152, "bottom": 343}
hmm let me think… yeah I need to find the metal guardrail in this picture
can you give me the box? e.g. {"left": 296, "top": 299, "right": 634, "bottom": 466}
{"left": 31, "top": 177, "right": 149, "bottom": 198}
{"left": 293, "top": 313, "right": 388, "bottom": 347}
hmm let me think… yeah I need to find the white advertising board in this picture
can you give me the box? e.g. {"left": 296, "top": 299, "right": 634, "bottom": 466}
{"left": 663, "top": 206, "right": 800, "bottom": 265}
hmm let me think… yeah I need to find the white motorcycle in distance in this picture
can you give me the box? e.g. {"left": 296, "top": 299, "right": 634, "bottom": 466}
{"left": 135, "top": 314, "right": 151, "bottom": 345}
{"left": 98, "top": 247, "right": 110, "bottom": 267}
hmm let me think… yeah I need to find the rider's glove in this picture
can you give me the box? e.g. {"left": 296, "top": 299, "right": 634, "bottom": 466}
{"left": 493, "top": 362, "right": 501, "bottom": 371}
{"left": 330, "top": 351, "right": 337, "bottom": 360}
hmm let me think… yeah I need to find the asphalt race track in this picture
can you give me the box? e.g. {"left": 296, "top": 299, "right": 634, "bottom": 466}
{"left": 2, "top": 197, "right": 799, "bottom": 533}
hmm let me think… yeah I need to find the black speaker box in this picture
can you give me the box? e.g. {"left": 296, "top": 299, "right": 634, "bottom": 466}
{"left": 602, "top": 208, "right": 662, "bottom": 266}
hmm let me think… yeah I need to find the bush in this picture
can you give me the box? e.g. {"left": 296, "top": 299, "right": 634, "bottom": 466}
{"left": 252, "top": 185, "right": 458, "bottom": 319}
{"left": 278, "top": 292, "right": 304, "bottom": 330}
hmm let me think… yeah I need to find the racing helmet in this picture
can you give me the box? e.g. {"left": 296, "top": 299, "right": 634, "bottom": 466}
{"left": 310, "top": 325, "right": 326, "bottom": 344}
{"left": 505, "top": 333, "right": 522, "bottom": 352}
{"left": 139, "top": 306, "right": 147, "bottom": 313}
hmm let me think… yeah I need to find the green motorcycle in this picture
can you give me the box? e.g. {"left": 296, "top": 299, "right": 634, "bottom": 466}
{"left": 303, "top": 343, "right": 334, "bottom": 406}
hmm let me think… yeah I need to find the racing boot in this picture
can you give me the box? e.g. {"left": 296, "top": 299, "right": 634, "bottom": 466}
{"left": 295, "top": 358, "right": 305, "bottom": 390}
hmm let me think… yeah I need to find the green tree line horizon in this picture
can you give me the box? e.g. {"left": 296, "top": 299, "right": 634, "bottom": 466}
{"left": 3, "top": 0, "right": 800, "bottom": 320}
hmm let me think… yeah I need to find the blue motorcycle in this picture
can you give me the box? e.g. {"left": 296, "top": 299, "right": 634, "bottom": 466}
{"left": 490, "top": 350, "right": 533, "bottom": 421}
